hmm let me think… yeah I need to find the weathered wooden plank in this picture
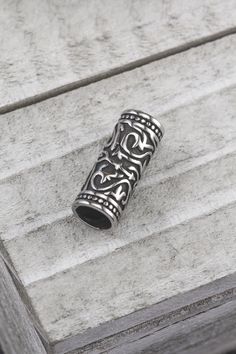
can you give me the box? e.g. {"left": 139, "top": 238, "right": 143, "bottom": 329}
{"left": 1, "top": 0, "right": 236, "bottom": 110}
{"left": 25, "top": 200, "right": 236, "bottom": 344}
{"left": 0, "top": 35, "right": 235, "bottom": 279}
{"left": 0, "top": 257, "right": 47, "bottom": 354}
{"left": 107, "top": 300, "right": 236, "bottom": 354}
{"left": 0, "top": 34, "right": 236, "bottom": 350}
{"left": 53, "top": 272, "right": 236, "bottom": 353}
{"left": 1, "top": 83, "right": 236, "bottom": 246}
{"left": 1, "top": 34, "right": 236, "bottom": 182}
{"left": 4, "top": 147, "right": 236, "bottom": 285}
{"left": 1, "top": 34, "right": 236, "bottom": 249}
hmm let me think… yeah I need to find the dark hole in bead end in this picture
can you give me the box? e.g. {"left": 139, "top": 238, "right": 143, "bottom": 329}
{"left": 75, "top": 206, "right": 112, "bottom": 229}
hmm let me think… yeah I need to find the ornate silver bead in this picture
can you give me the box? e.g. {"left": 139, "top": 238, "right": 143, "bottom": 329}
{"left": 72, "top": 109, "right": 165, "bottom": 229}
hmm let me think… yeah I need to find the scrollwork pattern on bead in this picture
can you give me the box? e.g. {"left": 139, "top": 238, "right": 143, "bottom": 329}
{"left": 81, "top": 111, "right": 162, "bottom": 210}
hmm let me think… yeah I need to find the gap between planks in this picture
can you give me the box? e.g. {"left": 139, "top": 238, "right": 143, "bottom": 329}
{"left": 0, "top": 80, "right": 235, "bottom": 183}
{"left": 52, "top": 273, "right": 236, "bottom": 354}
{"left": 1, "top": 27, "right": 236, "bottom": 115}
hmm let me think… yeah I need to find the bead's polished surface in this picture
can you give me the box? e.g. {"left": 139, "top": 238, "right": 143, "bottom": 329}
{"left": 72, "top": 109, "right": 164, "bottom": 229}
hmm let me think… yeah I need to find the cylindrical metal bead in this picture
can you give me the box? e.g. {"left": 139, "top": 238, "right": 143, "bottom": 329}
{"left": 72, "top": 109, "right": 165, "bottom": 229}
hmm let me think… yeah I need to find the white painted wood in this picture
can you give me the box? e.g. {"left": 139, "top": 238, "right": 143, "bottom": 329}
{"left": 0, "top": 257, "right": 47, "bottom": 354}
{"left": 1, "top": 0, "right": 236, "bottom": 110}
{"left": 1, "top": 33, "right": 236, "bottom": 350}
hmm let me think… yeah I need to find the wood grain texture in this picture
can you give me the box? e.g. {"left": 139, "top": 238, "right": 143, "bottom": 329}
{"left": 0, "top": 257, "right": 47, "bottom": 354}
{"left": 55, "top": 273, "right": 236, "bottom": 353}
{"left": 1, "top": 34, "right": 236, "bottom": 182}
{"left": 1, "top": 0, "right": 236, "bottom": 110}
{"left": 3, "top": 142, "right": 236, "bottom": 285}
{"left": 26, "top": 200, "right": 236, "bottom": 344}
{"left": 107, "top": 300, "right": 236, "bottom": 354}
{"left": 1, "top": 32, "right": 236, "bottom": 352}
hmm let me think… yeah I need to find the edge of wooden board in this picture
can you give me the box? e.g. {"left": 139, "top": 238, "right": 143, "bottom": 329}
{"left": 52, "top": 273, "right": 236, "bottom": 354}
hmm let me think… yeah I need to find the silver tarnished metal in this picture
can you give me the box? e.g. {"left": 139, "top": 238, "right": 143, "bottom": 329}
{"left": 72, "top": 109, "right": 165, "bottom": 229}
